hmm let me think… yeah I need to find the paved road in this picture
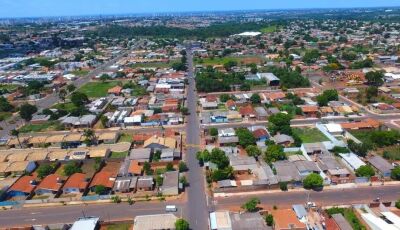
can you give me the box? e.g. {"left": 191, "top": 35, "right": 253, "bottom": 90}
{"left": 0, "top": 51, "right": 129, "bottom": 137}
{"left": 0, "top": 200, "right": 184, "bottom": 228}
{"left": 216, "top": 184, "right": 400, "bottom": 209}
{"left": 184, "top": 47, "right": 209, "bottom": 230}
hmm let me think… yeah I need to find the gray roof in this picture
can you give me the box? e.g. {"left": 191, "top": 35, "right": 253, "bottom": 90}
{"left": 274, "top": 161, "right": 302, "bottom": 182}
{"left": 219, "top": 136, "right": 239, "bottom": 144}
{"left": 218, "top": 180, "right": 237, "bottom": 188}
{"left": 230, "top": 212, "right": 271, "bottom": 230}
{"left": 293, "top": 161, "right": 320, "bottom": 173}
{"left": 229, "top": 155, "right": 257, "bottom": 171}
{"left": 129, "top": 148, "right": 152, "bottom": 162}
{"left": 368, "top": 155, "right": 394, "bottom": 174}
{"left": 137, "top": 176, "right": 154, "bottom": 188}
{"left": 160, "top": 148, "right": 175, "bottom": 159}
{"left": 161, "top": 171, "right": 179, "bottom": 190}
{"left": 332, "top": 213, "right": 353, "bottom": 230}
{"left": 272, "top": 134, "right": 294, "bottom": 144}
{"left": 253, "top": 162, "right": 278, "bottom": 185}
{"left": 254, "top": 107, "right": 268, "bottom": 116}
{"left": 113, "top": 178, "right": 133, "bottom": 191}
{"left": 303, "top": 142, "right": 326, "bottom": 153}
{"left": 317, "top": 154, "right": 342, "bottom": 171}
{"left": 292, "top": 204, "right": 307, "bottom": 219}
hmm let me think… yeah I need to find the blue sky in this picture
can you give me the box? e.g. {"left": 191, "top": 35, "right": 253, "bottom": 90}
{"left": 1, "top": 0, "right": 399, "bottom": 18}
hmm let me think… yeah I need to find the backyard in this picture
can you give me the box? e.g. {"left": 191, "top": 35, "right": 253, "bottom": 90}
{"left": 78, "top": 81, "right": 121, "bottom": 98}
{"left": 292, "top": 128, "right": 329, "bottom": 143}
{"left": 109, "top": 151, "right": 129, "bottom": 159}
{"left": 19, "top": 121, "right": 65, "bottom": 133}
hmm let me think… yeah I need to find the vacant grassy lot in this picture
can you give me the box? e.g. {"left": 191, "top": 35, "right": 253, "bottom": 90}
{"left": 109, "top": 151, "right": 129, "bottom": 159}
{"left": 19, "top": 121, "right": 64, "bottom": 133}
{"left": 53, "top": 102, "right": 77, "bottom": 113}
{"left": 0, "top": 112, "right": 12, "bottom": 121}
{"left": 292, "top": 128, "right": 329, "bottom": 143}
{"left": 349, "top": 130, "right": 371, "bottom": 143}
{"left": 78, "top": 81, "right": 120, "bottom": 98}
{"left": 260, "top": 25, "right": 278, "bottom": 33}
{"left": 106, "top": 223, "right": 132, "bottom": 230}
{"left": 71, "top": 69, "right": 90, "bottom": 76}
{"left": 118, "top": 133, "right": 133, "bottom": 143}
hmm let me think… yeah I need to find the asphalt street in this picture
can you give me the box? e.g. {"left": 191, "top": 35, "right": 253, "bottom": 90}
{"left": 184, "top": 47, "right": 209, "bottom": 230}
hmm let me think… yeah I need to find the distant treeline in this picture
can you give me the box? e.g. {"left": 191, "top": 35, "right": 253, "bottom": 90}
{"left": 85, "top": 22, "right": 284, "bottom": 39}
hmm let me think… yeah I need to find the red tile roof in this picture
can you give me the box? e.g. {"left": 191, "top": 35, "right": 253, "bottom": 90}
{"left": 107, "top": 86, "right": 123, "bottom": 94}
{"left": 89, "top": 171, "right": 115, "bottom": 189}
{"left": 301, "top": 105, "right": 319, "bottom": 113}
{"left": 252, "top": 129, "right": 268, "bottom": 139}
{"left": 36, "top": 174, "right": 63, "bottom": 192}
{"left": 226, "top": 99, "right": 236, "bottom": 107}
{"left": 239, "top": 105, "right": 255, "bottom": 116}
{"left": 8, "top": 175, "right": 36, "bottom": 194}
{"left": 62, "top": 173, "right": 88, "bottom": 190}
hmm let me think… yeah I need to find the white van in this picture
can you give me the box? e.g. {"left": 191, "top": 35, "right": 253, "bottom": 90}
{"left": 165, "top": 205, "right": 177, "bottom": 212}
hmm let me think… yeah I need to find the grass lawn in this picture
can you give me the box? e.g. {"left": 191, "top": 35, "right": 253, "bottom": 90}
{"left": 129, "top": 62, "right": 172, "bottom": 68}
{"left": 326, "top": 208, "right": 366, "bottom": 230}
{"left": 109, "top": 151, "right": 129, "bottom": 159}
{"left": 378, "top": 146, "right": 400, "bottom": 161}
{"left": 19, "top": 121, "right": 64, "bottom": 133}
{"left": 0, "top": 84, "right": 19, "bottom": 92}
{"left": 106, "top": 223, "right": 132, "bottom": 230}
{"left": 53, "top": 102, "right": 77, "bottom": 113}
{"left": 260, "top": 25, "right": 278, "bottom": 33}
{"left": 78, "top": 81, "right": 120, "bottom": 98}
{"left": 292, "top": 128, "right": 329, "bottom": 143}
{"left": 118, "top": 133, "right": 133, "bottom": 143}
{"left": 349, "top": 130, "right": 370, "bottom": 144}
{"left": 71, "top": 69, "right": 90, "bottom": 76}
{"left": 285, "top": 151, "right": 303, "bottom": 157}
{"left": 0, "top": 112, "right": 12, "bottom": 121}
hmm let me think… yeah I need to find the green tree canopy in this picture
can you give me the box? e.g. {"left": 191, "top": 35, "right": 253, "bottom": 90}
{"left": 391, "top": 167, "right": 400, "bottom": 181}
{"left": 303, "top": 173, "right": 324, "bottom": 190}
{"left": 355, "top": 165, "right": 375, "bottom": 178}
{"left": 19, "top": 103, "right": 38, "bottom": 121}
{"left": 245, "top": 145, "right": 262, "bottom": 157}
{"left": 236, "top": 128, "right": 256, "bottom": 148}
{"left": 264, "top": 144, "right": 286, "bottom": 163}
{"left": 71, "top": 92, "right": 89, "bottom": 107}
{"left": 241, "top": 198, "right": 260, "bottom": 212}
{"left": 175, "top": 219, "right": 190, "bottom": 230}
{"left": 365, "top": 71, "right": 384, "bottom": 86}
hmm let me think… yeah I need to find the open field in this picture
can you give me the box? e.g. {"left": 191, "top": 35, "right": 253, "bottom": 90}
{"left": 260, "top": 25, "right": 278, "bottom": 33}
{"left": 292, "top": 128, "right": 329, "bottom": 143}
{"left": 78, "top": 81, "right": 121, "bottom": 98}
{"left": 71, "top": 69, "right": 90, "bottom": 76}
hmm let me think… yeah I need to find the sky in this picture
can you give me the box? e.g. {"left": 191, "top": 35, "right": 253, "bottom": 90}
{"left": 1, "top": 0, "right": 400, "bottom": 18}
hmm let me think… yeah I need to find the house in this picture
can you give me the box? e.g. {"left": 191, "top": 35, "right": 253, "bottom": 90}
{"left": 252, "top": 128, "right": 269, "bottom": 142}
{"left": 27, "top": 135, "right": 49, "bottom": 148}
{"left": 210, "top": 211, "right": 233, "bottom": 230}
{"left": 137, "top": 176, "right": 154, "bottom": 191}
{"left": 272, "top": 134, "right": 294, "bottom": 147}
{"left": 272, "top": 209, "right": 307, "bottom": 230}
{"left": 319, "top": 106, "right": 335, "bottom": 117}
{"left": 108, "top": 85, "right": 123, "bottom": 96}
{"left": 70, "top": 217, "right": 100, "bottom": 230}
{"left": 35, "top": 174, "right": 64, "bottom": 196}
{"left": 96, "top": 132, "right": 119, "bottom": 144}
{"left": 217, "top": 180, "right": 237, "bottom": 188}
{"left": 88, "top": 171, "right": 115, "bottom": 194}
{"left": 300, "top": 105, "right": 319, "bottom": 117}
{"left": 368, "top": 155, "right": 394, "bottom": 178}
{"left": 160, "top": 171, "right": 179, "bottom": 195}
{"left": 7, "top": 175, "right": 37, "bottom": 198}
{"left": 239, "top": 105, "right": 256, "bottom": 118}
{"left": 134, "top": 214, "right": 178, "bottom": 230}
{"left": 143, "top": 135, "right": 177, "bottom": 150}
{"left": 218, "top": 128, "right": 236, "bottom": 137}
{"left": 5, "top": 161, "right": 36, "bottom": 177}
{"left": 229, "top": 155, "right": 258, "bottom": 174}
{"left": 160, "top": 148, "right": 179, "bottom": 162}
{"left": 317, "top": 154, "right": 352, "bottom": 184}
{"left": 339, "top": 153, "right": 366, "bottom": 171}
{"left": 254, "top": 106, "right": 268, "bottom": 120}
{"left": 256, "top": 73, "right": 280, "bottom": 86}
{"left": 62, "top": 173, "right": 88, "bottom": 194}
{"left": 211, "top": 112, "right": 229, "bottom": 123}
{"left": 113, "top": 177, "right": 136, "bottom": 193}
{"left": 293, "top": 160, "right": 320, "bottom": 178}
{"left": 219, "top": 136, "right": 239, "bottom": 147}
{"left": 331, "top": 213, "right": 353, "bottom": 230}
{"left": 31, "top": 114, "right": 50, "bottom": 125}
{"left": 340, "top": 118, "right": 380, "bottom": 130}
{"left": 226, "top": 100, "right": 236, "bottom": 110}
{"left": 262, "top": 92, "right": 286, "bottom": 103}
{"left": 274, "top": 161, "right": 302, "bottom": 184}
{"left": 324, "top": 123, "right": 343, "bottom": 135}
{"left": 130, "top": 148, "right": 152, "bottom": 163}
{"left": 302, "top": 143, "right": 326, "bottom": 155}
{"left": 229, "top": 212, "right": 270, "bottom": 230}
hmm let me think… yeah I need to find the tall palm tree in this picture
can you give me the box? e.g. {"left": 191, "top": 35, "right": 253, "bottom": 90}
{"left": 10, "top": 129, "right": 22, "bottom": 148}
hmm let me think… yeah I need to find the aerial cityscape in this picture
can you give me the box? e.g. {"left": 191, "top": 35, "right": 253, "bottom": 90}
{"left": 1, "top": 1, "right": 400, "bottom": 230}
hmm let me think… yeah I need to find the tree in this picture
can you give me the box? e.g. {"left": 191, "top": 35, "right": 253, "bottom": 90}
{"left": 175, "top": 219, "right": 190, "bottom": 230}
{"left": 391, "top": 167, "right": 400, "bottom": 180}
{"left": 67, "top": 84, "right": 76, "bottom": 92}
{"left": 196, "top": 150, "right": 211, "bottom": 165}
{"left": 355, "top": 165, "right": 375, "bottom": 177}
{"left": 264, "top": 144, "right": 286, "bottom": 163}
{"left": 209, "top": 128, "right": 218, "bottom": 137}
{"left": 210, "top": 148, "right": 229, "bottom": 169}
{"left": 10, "top": 129, "right": 22, "bottom": 148}
{"left": 279, "top": 182, "right": 288, "bottom": 191}
{"left": 302, "top": 49, "right": 320, "bottom": 64}
{"left": 395, "top": 199, "right": 400, "bottom": 209}
{"left": 100, "top": 74, "right": 110, "bottom": 83}
{"left": 37, "top": 164, "right": 54, "bottom": 179}
{"left": 241, "top": 198, "right": 260, "bottom": 212}
{"left": 265, "top": 214, "right": 274, "bottom": 226}
{"left": 245, "top": 145, "right": 261, "bottom": 157}
{"left": 303, "top": 173, "right": 323, "bottom": 190}
{"left": 317, "top": 90, "right": 338, "bottom": 107}
{"left": 219, "top": 94, "right": 231, "bottom": 103}
{"left": 268, "top": 113, "right": 292, "bottom": 135}
{"left": 236, "top": 128, "right": 256, "bottom": 148}
{"left": 58, "top": 89, "right": 67, "bottom": 102}
{"left": 347, "top": 139, "right": 369, "bottom": 157}
{"left": 165, "top": 162, "right": 175, "bottom": 171}
{"left": 71, "top": 92, "right": 89, "bottom": 107}
{"left": 250, "top": 94, "right": 261, "bottom": 104}
{"left": 155, "top": 175, "right": 163, "bottom": 187}
{"left": 365, "top": 71, "right": 384, "bottom": 86}
{"left": 83, "top": 129, "right": 96, "bottom": 146}
{"left": 94, "top": 185, "right": 107, "bottom": 195}
{"left": 224, "top": 60, "right": 237, "bottom": 71}
{"left": 19, "top": 103, "right": 38, "bottom": 122}
{"left": 0, "top": 96, "right": 13, "bottom": 112}
{"left": 211, "top": 166, "right": 234, "bottom": 181}
{"left": 178, "top": 161, "right": 188, "bottom": 172}
{"left": 143, "top": 162, "right": 152, "bottom": 175}
{"left": 63, "top": 162, "right": 82, "bottom": 176}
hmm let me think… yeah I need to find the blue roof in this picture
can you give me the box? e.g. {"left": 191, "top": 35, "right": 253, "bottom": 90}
{"left": 292, "top": 204, "right": 307, "bottom": 219}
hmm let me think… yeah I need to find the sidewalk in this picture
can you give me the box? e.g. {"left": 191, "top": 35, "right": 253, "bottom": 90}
{"left": 214, "top": 181, "right": 400, "bottom": 198}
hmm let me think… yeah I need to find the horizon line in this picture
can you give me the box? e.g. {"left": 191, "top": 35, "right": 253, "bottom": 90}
{"left": 0, "top": 5, "right": 399, "bottom": 20}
